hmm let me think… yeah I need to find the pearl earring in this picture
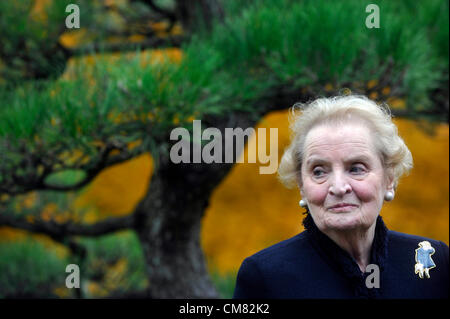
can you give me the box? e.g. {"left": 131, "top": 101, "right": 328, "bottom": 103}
{"left": 299, "top": 199, "right": 307, "bottom": 207}
{"left": 384, "top": 191, "right": 394, "bottom": 201}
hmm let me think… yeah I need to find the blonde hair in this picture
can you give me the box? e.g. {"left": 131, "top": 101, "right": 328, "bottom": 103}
{"left": 278, "top": 95, "right": 413, "bottom": 189}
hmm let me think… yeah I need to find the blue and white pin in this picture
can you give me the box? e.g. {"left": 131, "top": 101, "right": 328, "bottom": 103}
{"left": 414, "top": 241, "right": 436, "bottom": 279}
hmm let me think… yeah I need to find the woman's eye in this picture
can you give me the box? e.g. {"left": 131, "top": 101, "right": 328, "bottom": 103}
{"left": 312, "top": 168, "right": 326, "bottom": 177}
{"left": 349, "top": 165, "right": 366, "bottom": 174}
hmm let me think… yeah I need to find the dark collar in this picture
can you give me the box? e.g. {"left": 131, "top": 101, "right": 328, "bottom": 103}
{"left": 302, "top": 212, "right": 389, "bottom": 297}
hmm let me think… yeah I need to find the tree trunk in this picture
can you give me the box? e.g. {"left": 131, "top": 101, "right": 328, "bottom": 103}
{"left": 134, "top": 162, "right": 223, "bottom": 298}
{"left": 175, "top": 0, "right": 225, "bottom": 32}
{"left": 131, "top": 90, "right": 304, "bottom": 298}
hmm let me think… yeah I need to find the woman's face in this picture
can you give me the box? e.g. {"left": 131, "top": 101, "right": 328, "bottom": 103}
{"left": 300, "top": 122, "right": 393, "bottom": 233}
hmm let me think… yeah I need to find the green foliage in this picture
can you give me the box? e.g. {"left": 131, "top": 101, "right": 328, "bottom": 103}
{"left": 1, "top": 0, "right": 448, "bottom": 153}
{"left": 210, "top": 271, "right": 236, "bottom": 299}
{"left": 44, "top": 170, "right": 87, "bottom": 188}
{"left": 0, "top": 0, "right": 74, "bottom": 83}
{"left": 0, "top": 231, "right": 148, "bottom": 298}
{"left": 214, "top": 0, "right": 447, "bottom": 107}
{"left": 79, "top": 230, "right": 148, "bottom": 295}
{"left": 0, "top": 230, "right": 235, "bottom": 298}
{"left": 0, "top": 239, "right": 68, "bottom": 298}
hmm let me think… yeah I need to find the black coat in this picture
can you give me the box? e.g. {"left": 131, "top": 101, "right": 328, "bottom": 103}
{"left": 233, "top": 214, "right": 449, "bottom": 299}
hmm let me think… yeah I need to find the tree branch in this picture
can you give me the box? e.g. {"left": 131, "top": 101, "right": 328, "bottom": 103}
{"left": 71, "top": 36, "right": 184, "bottom": 57}
{"left": 0, "top": 211, "right": 137, "bottom": 238}
{"left": 0, "top": 137, "right": 149, "bottom": 196}
{"left": 131, "top": 0, "right": 177, "bottom": 24}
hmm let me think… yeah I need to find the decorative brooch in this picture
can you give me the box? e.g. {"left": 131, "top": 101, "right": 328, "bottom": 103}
{"left": 414, "top": 241, "right": 436, "bottom": 279}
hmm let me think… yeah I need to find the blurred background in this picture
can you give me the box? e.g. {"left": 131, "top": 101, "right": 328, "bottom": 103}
{"left": 0, "top": 0, "right": 448, "bottom": 298}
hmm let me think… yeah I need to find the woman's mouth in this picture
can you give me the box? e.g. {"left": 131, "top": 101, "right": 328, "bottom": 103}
{"left": 327, "top": 203, "right": 359, "bottom": 212}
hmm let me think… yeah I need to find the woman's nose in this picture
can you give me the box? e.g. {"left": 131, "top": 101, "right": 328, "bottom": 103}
{"left": 328, "top": 172, "right": 352, "bottom": 196}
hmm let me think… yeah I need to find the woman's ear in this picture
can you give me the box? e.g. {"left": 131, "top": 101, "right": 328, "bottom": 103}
{"left": 298, "top": 183, "right": 304, "bottom": 197}
{"left": 296, "top": 173, "right": 303, "bottom": 190}
{"left": 385, "top": 168, "right": 395, "bottom": 192}
{"left": 299, "top": 182, "right": 305, "bottom": 198}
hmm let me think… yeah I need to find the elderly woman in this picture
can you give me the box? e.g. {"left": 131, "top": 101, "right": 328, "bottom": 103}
{"left": 233, "top": 95, "right": 449, "bottom": 299}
